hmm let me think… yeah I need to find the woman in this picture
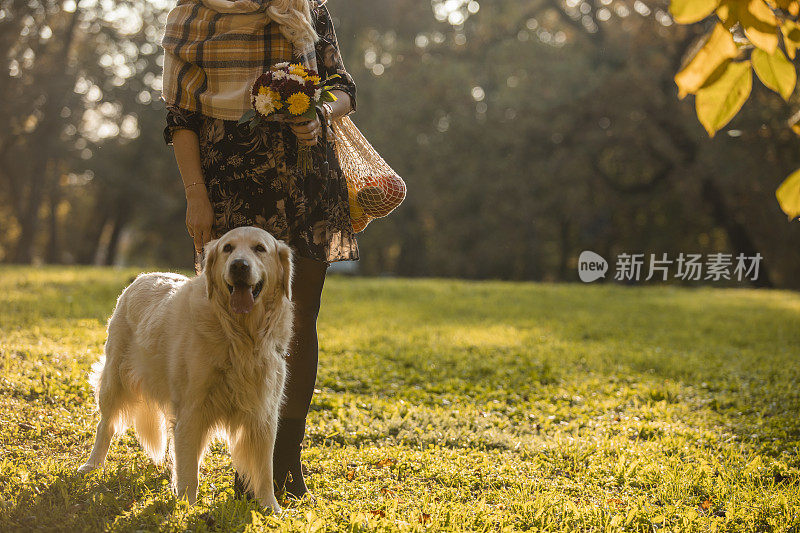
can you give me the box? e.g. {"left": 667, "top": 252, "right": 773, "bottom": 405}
{"left": 161, "top": 0, "right": 358, "bottom": 500}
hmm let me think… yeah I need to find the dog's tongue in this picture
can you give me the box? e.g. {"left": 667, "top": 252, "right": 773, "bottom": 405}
{"left": 230, "top": 284, "right": 254, "bottom": 314}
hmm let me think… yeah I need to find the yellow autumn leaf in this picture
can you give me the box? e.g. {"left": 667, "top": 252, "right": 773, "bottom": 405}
{"left": 776, "top": 168, "right": 800, "bottom": 219}
{"left": 739, "top": 0, "right": 780, "bottom": 53}
{"left": 695, "top": 60, "right": 752, "bottom": 136}
{"left": 773, "top": 0, "right": 800, "bottom": 14}
{"left": 669, "top": 0, "right": 720, "bottom": 23}
{"left": 675, "top": 23, "right": 739, "bottom": 98}
{"left": 752, "top": 47, "right": 796, "bottom": 99}
{"left": 716, "top": 0, "right": 737, "bottom": 29}
{"left": 781, "top": 20, "right": 800, "bottom": 59}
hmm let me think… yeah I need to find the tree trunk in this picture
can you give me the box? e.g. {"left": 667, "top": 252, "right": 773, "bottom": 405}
{"left": 104, "top": 202, "right": 131, "bottom": 266}
{"left": 701, "top": 178, "right": 773, "bottom": 288}
{"left": 44, "top": 174, "right": 62, "bottom": 264}
{"left": 9, "top": 1, "right": 82, "bottom": 263}
{"left": 557, "top": 218, "right": 571, "bottom": 281}
{"left": 11, "top": 157, "right": 52, "bottom": 263}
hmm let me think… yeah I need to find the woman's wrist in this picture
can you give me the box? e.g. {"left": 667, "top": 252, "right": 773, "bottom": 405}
{"left": 184, "top": 180, "right": 208, "bottom": 200}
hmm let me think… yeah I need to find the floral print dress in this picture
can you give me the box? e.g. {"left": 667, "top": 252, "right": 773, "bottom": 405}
{"left": 164, "top": 0, "right": 359, "bottom": 271}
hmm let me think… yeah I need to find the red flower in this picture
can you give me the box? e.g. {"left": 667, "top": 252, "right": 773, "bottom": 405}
{"left": 279, "top": 78, "right": 304, "bottom": 100}
{"left": 251, "top": 72, "right": 272, "bottom": 96}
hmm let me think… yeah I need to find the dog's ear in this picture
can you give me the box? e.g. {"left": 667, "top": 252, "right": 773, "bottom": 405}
{"left": 203, "top": 238, "right": 220, "bottom": 300}
{"left": 277, "top": 241, "right": 293, "bottom": 301}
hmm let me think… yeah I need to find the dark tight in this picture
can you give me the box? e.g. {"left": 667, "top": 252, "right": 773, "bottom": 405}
{"left": 235, "top": 254, "right": 327, "bottom": 499}
{"left": 282, "top": 255, "right": 328, "bottom": 419}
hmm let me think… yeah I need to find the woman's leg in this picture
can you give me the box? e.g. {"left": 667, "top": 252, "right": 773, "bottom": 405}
{"left": 282, "top": 255, "right": 328, "bottom": 419}
{"left": 275, "top": 255, "right": 328, "bottom": 496}
{"left": 235, "top": 254, "right": 328, "bottom": 499}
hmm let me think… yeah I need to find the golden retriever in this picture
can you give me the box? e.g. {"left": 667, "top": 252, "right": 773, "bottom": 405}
{"left": 78, "top": 226, "right": 294, "bottom": 514}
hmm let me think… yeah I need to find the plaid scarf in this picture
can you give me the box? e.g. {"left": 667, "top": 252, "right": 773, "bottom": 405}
{"left": 161, "top": 0, "right": 318, "bottom": 120}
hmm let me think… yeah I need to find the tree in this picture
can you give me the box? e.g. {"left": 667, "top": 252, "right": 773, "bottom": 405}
{"left": 2, "top": 0, "right": 797, "bottom": 286}
{"left": 0, "top": 0, "right": 176, "bottom": 265}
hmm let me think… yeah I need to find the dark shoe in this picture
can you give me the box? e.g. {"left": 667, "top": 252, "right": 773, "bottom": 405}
{"left": 233, "top": 417, "right": 312, "bottom": 501}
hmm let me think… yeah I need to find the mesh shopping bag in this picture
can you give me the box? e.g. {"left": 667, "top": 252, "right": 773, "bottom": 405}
{"left": 331, "top": 116, "right": 406, "bottom": 233}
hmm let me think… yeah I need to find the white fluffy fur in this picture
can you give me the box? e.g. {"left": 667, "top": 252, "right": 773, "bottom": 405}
{"left": 78, "top": 227, "right": 295, "bottom": 514}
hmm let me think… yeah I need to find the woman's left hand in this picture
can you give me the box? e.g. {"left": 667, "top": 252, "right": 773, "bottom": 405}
{"left": 288, "top": 115, "right": 321, "bottom": 146}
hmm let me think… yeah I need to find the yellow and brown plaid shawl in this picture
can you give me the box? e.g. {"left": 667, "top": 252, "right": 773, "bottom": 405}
{"left": 161, "top": 0, "right": 317, "bottom": 120}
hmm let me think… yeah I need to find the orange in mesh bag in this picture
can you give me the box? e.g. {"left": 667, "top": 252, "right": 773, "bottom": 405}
{"left": 331, "top": 116, "right": 406, "bottom": 233}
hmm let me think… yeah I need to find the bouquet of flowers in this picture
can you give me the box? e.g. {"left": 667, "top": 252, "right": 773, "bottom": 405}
{"left": 239, "top": 62, "right": 339, "bottom": 170}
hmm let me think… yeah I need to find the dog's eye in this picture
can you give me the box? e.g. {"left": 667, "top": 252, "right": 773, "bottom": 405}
{"left": 253, "top": 244, "right": 266, "bottom": 253}
{"left": 222, "top": 243, "right": 233, "bottom": 253}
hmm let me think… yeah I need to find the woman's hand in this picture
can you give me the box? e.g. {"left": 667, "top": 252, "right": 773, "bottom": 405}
{"left": 185, "top": 185, "right": 215, "bottom": 253}
{"left": 171, "top": 128, "right": 213, "bottom": 252}
{"left": 288, "top": 115, "right": 321, "bottom": 146}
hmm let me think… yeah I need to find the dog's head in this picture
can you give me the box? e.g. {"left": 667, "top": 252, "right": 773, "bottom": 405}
{"left": 202, "top": 227, "right": 293, "bottom": 314}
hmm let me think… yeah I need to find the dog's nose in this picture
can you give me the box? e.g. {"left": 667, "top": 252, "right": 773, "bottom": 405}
{"left": 229, "top": 258, "right": 251, "bottom": 279}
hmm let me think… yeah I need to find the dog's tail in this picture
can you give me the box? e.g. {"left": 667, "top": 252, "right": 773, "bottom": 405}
{"left": 91, "top": 323, "right": 168, "bottom": 464}
{"left": 132, "top": 401, "right": 168, "bottom": 464}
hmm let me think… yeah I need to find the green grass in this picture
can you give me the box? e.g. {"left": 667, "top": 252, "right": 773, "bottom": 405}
{"left": 0, "top": 265, "right": 799, "bottom": 532}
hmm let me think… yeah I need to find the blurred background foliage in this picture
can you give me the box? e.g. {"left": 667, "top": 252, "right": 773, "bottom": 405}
{"left": 1, "top": 0, "right": 799, "bottom": 287}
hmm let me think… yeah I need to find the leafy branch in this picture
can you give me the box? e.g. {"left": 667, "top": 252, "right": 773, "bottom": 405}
{"left": 670, "top": 0, "right": 800, "bottom": 219}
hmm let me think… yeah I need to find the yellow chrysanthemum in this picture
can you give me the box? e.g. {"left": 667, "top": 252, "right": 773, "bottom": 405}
{"left": 289, "top": 63, "right": 307, "bottom": 77}
{"left": 268, "top": 88, "right": 283, "bottom": 110}
{"left": 306, "top": 75, "right": 321, "bottom": 85}
{"left": 286, "top": 92, "right": 310, "bottom": 115}
{"left": 258, "top": 86, "right": 268, "bottom": 95}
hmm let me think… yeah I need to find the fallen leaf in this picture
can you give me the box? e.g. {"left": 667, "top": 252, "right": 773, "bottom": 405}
{"left": 607, "top": 498, "right": 626, "bottom": 509}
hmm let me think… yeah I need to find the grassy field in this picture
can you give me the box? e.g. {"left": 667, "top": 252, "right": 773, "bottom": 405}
{"left": 0, "top": 265, "right": 799, "bottom": 532}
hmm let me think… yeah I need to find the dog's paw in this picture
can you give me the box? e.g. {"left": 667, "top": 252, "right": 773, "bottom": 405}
{"left": 77, "top": 462, "right": 99, "bottom": 474}
{"left": 260, "top": 495, "right": 282, "bottom": 515}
